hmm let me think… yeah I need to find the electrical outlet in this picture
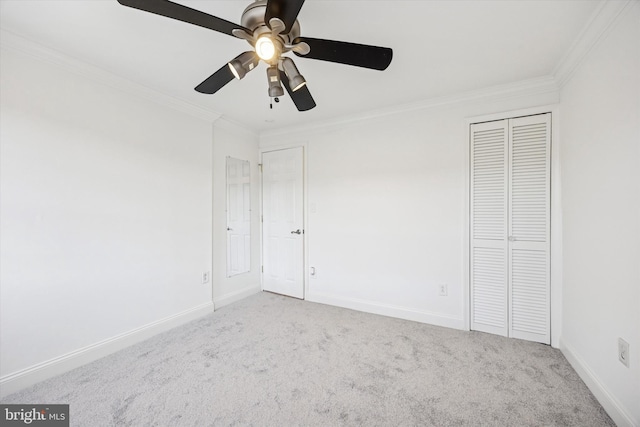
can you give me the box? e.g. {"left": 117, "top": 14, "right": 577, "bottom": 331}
{"left": 438, "top": 283, "right": 448, "bottom": 296}
{"left": 202, "top": 271, "right": 210, "bottom": 284}
{"left": 618, "top": 338, "right": 629, "bottom": 367}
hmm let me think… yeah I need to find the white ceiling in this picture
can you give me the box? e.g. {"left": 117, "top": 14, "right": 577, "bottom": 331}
{"left": 0, "top": 0, "right": 600, "bottom": 132}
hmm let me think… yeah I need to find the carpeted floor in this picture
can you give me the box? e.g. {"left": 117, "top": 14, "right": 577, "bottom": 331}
{"left": 2, "top": 292, "right": 614, "bottom": 426}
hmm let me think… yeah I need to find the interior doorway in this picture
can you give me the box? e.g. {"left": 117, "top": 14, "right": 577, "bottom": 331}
{"left": 261, "top": 147, "right": 305, "bottom": 299}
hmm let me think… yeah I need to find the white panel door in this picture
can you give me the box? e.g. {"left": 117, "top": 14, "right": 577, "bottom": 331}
{"left": 508, "top": 114, "right": 551, "bottom": 344}
{"left": 470, "top": 120, "right": 509, "bottom": 337}
{"left": 226, "top": 157, "right": 251, "bottom": 277}
{"left": 261, "top": 147, "right": 304, "bottom": 299}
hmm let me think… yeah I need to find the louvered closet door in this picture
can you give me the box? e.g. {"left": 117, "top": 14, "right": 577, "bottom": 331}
{"left": 470, "top": 120, "right": 509, "bottom": 337}
{"left": 470, "top": 113, "right": 551, "bottom": 345}
{"left": 508, "top": 114, "right": 551, "bottom": 344}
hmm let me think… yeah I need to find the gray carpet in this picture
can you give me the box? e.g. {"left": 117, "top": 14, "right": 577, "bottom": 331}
{"left": 2, "top": 292, "right": 614, "bottom": 426}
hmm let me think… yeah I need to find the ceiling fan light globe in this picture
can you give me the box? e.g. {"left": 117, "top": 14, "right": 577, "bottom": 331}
{"left": 256, "top": 36, "right": 276, "bottom": 61}
{"left": 266, "top": 64, "right": 284, "bottom": 98}
{"left": 280, "top": 57, "right": 307, "bottom": 92}
{"left": 290, "top": 76, "right": 307, "bottom": 92}
{"left": 228, "top": 61, "right": 245, "bottom": 80}
{"left": 227, "top": 51, "right": 259, "bottom": 80}
{"left": 268, "top": 85, "right": 285, "bottom": 97}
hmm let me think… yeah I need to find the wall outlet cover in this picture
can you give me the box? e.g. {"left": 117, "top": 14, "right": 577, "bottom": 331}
{"left": 618, "top": 338, "right": 629, "bottom": 367}
{"left": 438, "top": 283, "right": 448, "bottom": 296}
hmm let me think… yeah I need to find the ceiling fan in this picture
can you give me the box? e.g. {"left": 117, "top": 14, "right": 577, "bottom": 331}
{"left": 116, "top": 0, "right": 393, "bottom": 111}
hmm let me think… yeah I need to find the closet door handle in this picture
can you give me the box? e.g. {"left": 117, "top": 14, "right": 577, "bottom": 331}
{"left": 508, "top": 236, "right": 516, "bottom": 242}
{"left": 291, "top": 229, "right": 302, "bottom": 235}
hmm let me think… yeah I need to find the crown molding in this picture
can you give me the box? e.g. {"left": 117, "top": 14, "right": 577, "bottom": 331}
{"left": 260, "top": 75, "right": 559, "bottom": 139}
{"left": 5, "top": 0, "right": 628, "bottom": 138}
{"left": 553, "top": 0, "right": 634, "bottom": 88}
{"left": 260, "top": 0, "right": 635, "bottom": 140}
{"left": 213, "top": 116, "right": 260, "bottom": 139}
{"left": 0, "top": 29, "right": 222, "bottom": 123}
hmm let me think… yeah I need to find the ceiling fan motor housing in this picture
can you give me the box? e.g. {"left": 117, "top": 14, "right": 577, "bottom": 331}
{"left": 241, "top": 0, "right": 301, "bottom": 45}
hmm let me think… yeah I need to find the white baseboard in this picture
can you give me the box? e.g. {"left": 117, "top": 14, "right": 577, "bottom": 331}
{"left": 560, "top": 340, "right": 637, "bottom": 427}
{"left": 0, "top": 302, "right": 214, "bottom": 398}
{"left": 306, "top": 291, "right": 466, "bottom": 330}
{"left": 213, "top": 285, "right": 261, "bottom": 310}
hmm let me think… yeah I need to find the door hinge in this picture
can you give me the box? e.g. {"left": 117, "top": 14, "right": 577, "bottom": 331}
{"left": 261, "top": 265, "right": 264, "bottom": 273}
{"left": 258, "top": 163, "right": 263, "bottom": 172}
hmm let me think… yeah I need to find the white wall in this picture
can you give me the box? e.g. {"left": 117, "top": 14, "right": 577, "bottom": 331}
{"left": 212, "top": 119, "right": 261, "bottom": 308}
{"left": 261, "top": 87, "right": 559, "bottom": 331}
{"left": 559, "top": 3, "right": 640, "bottom": 426}
{"left": 0, "top": 47, "right": 214, "bottom": 387}
{"left": 3, "top": 5, "right": 636, "bottom": 423}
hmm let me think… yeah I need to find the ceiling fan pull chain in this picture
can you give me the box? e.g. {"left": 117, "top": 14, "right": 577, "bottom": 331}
{"left": 269, "top": 96, "right": 281, "bottom": 110}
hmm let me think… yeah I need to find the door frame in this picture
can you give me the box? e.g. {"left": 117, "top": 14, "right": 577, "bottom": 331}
{"left": 464, "top": 104, "right": 561, "bottom": 348}
{"left": 259, "top": 142, "right": 309, "bottom": 299}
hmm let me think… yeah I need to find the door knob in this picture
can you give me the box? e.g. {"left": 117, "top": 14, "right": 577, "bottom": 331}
{"left": 508, "top": 236, "right": 516, "bottom": 242}
{"left": 227, "top": 227, "right": 233, "bottom": 231}
{"left": 291, "top": 229, "right": 302, "bottom": 235}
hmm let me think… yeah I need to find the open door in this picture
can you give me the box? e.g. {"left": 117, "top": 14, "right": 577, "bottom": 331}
{"left": 261, "top": 147, "right": 304, "bottom": 299}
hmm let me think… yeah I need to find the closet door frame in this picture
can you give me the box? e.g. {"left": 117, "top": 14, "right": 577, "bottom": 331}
{"left": 464, "top": 105, "right": 561, "bottom": 348}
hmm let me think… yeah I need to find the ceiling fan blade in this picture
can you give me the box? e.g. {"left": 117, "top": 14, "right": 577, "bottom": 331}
{"left": 195, "top": 64, "right": 235, "bottom": 94}
{"left": 265, "top": 0, "right": 305, "bottom": 34}
{"left": 292, "top": 37, "right": 392, "bottom": 71}
{"left": 280, "top": 70, "right": 315, "bottom": 111}
{"left": 117, "top": 0, "right": 252, "bottom": 38}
